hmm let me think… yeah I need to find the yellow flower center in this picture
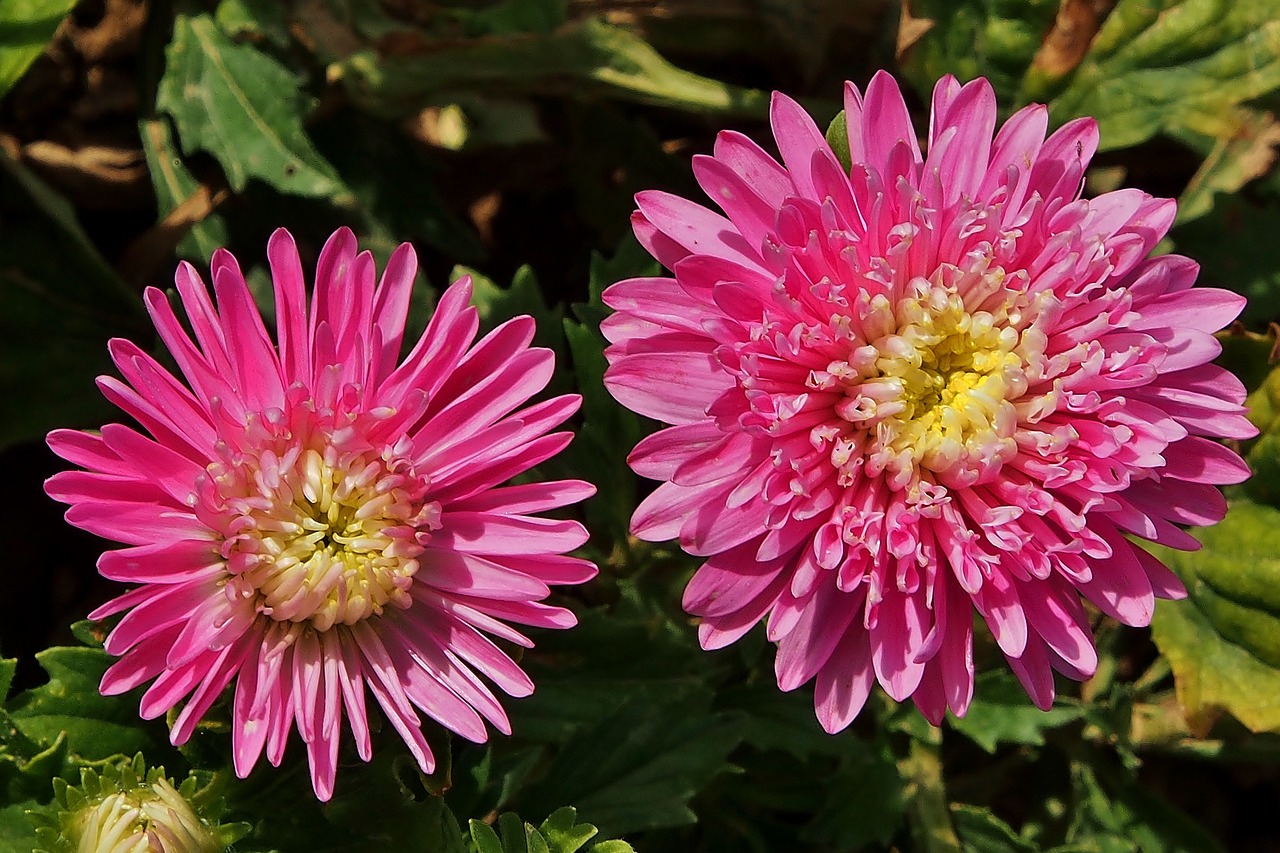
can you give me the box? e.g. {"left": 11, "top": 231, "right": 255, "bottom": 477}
{"left": 216, "top": 432, "right": 438, "bottom": 632}
{"left": 813, "top": 276, "right": 1035, "bottom": 488}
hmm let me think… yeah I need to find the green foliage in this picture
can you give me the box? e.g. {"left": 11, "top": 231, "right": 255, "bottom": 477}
{"left": 1047, "top": 1, "right": 1280, "bottom": 152}
{"left": 158, "top": 14, "right": 347, "bottom": 199}
{"left": 329, "top": 15, "right": 769, "bottom": 118}
{"left": 6, "top": 648, "right": 174, "bottom": 764}
{"left": 1150, "top": 500, "right": 1280, "bottom": 733}
{"left": 0, "top": 154, "right": 146, "bottom": 450}
{"left": 468, "top": 807, "right": 634, "bottom": 853}
{"left": 950, "top": 672, "right": 1086, "bottom": 753}
{"left": 0, "top": 0, "right": 78, "bottom": 100}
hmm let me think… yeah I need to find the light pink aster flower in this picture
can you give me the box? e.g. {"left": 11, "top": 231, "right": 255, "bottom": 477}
{"left": 601, "top": 72, "right": 1255, "bottom": 729}
{"left": 45, "top": 227, "right": 596, "bottom": 799}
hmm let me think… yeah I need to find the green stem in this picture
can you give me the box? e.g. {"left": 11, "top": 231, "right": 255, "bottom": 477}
{"left": 899, "top": 731, "right": 963, "bottom": 853}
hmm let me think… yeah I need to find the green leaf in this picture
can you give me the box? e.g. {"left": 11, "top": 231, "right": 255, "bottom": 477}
{"left": 1150, "top": 500, "right": 1280, "bottom": 732}
{"left": 0, "top": 803, "right": 41, "bottom": 853}
{"left": 0, "top": 0, "right": 78, "bottom": 100}
{"left": 311, "top": 109, "right": 485, "bottom": 262}
{"left": 825, "top": 111, "right": 851, "bottom": 173}
{"left": 801, "top": 735, "right": 906, "bottom": 851}
{"left": 0, "top": 152, "right": 147, "bottom": 450}
{"left": 471, "top": 819, "right": 506, "bottom": 853}
{"left": 556, "top": 243, "right": 654, "bottom": 552}
{"left": 332, "top": 17, "right": 769, "bottom": 118}
{"left": 1172, "top": 194, "right": 1280, "bottom": 327}
{"left": 1168, "top": 107, "right": 1280, "bottom": 225}
{"left": 897, "top": 0, "right": 1060, "bottom": 108}
{"left": 1048, "top": 0, "right": 1280, "bottom": 152}
{"left": 158, "top": 14, "right": 347, "bottom": 199}
{"left": 1067, "top": 761, "right": 1223, "bottom": 853}
{"left": 950, "top": 671, "right": 1087, "bottom": 753}
{"left": 537, "top": 808, "right": 598, "bottom": 853}
{"left": 517, "top": 696, "right": 744, "bottom": 837}
{"left": 138, "top": 116, "right": 229, "bottom": 265}
{"left": 215, "top": 0, "right": 290, "bottom": 46}
{"left": 6, "top": 647, "right": 172, "bottom": 762}
{"left": 951, "top": 804, "right": 1038, "bottom": 853}
{"left": 0, "top": 658, "right": 15, "bottom": 704}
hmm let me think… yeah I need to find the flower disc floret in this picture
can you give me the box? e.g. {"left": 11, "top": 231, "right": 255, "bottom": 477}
{"left": 602, "top": 72, "right": 1255, "bottom": 730}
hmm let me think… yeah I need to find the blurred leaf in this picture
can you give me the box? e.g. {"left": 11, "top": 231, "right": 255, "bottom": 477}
{"left": 329, "top": 17, "right": 769, "bottom": 118}
{"left": 950, "top": 671, "right": 1087, "bottom": 753}
{"left": 0, "top": 803, "right": 41, "bottom": 853}
{"left": 1172, "top": 194, "right": 1280, "bottom": 326}
{"left": 139, "top": 117, "right": 229, "bottom": 265}
{"left": 801, "top": 736, "right": 906, "bottom": 851}
{"left": 312, "top": 109, "right": 484, "bottom": 262}
{"left": 450, "top": 0, "right": 568, "bottom": 36}
{"left": 951, "top": 804, "right": 1038, "bottom": 853}
{"left": 1170, "top": 107, "right": 1280, "bottom": 224}
{"left": 897, "top": 0, "right": 1060, "bottom": 108}
{"left": 1049, "top": 0, "right": 1280, "bottom": 152}
{"left": 555, "top": 243, "right": 654, "bottom": 551}
{"left": 7, "top": 647, "right": 172, "bottom": 763}
{"left": 1150, "top": 500, "right": 1280, "bottom": 733}
{"left": 517, "top": 695, "right": 744, "bottom": 838}
{"left": 0, "top": 152, "right": 146, "bottom": 449}
{"left": 158, "top": 14, "right": 347, "bottom": 199}
{"left": 1216, "top": 325, "right": 1275, "bottom": 397}
{"left": 0, "top": 0, "right": 78, "bottom": 100}
{"left": 215, "top": 0, "right": 290, "bottom": 46}
{"left": 511, "top": 594, "right": 712, "bottom": 744}
{"left": 1067, "top": 761, "right": 1223, "bottom": 853}
{"left": 469, "top": 808, "right": 633, "bottom": 853}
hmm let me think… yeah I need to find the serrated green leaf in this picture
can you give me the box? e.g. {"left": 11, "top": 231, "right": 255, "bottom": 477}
{"left": 0, "top": 0, "right": 79, "bottom": 100}
{"left": 537, "top": 808, "right": 598, "bottom": 853}
{"left": 0, "top": 152, "right": 147, "bottom": 450}
{"left": 950, "top": 670, "right": 1086, "bottom": 753}
{"left": 7, "top": 647, "right": 170, "bottom": 762}
{"left": 801, "top": 735, "right": 906, "bottom": 851}
{"left": 158, "top": 14, "right": 346, "bottom": 199}
{"left": 1048, "top": 0, "right": 1280, "bottom": 152}
{"left": 586, "top": 835, "right": 634, "bottom": 852}
{"left": 517, "top": 696, "right": 744, "bottom": 837}
{"left": 951, "top": 804, "right": 1038, "bottom": 853}
{"left": 0, "top": 658, "right": 15, "bottom": 704}
{"left": 1150, "top": 500, "right": 1280, "bottom": 732}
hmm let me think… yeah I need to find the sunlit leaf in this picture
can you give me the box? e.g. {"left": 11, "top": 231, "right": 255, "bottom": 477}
{"left": 1150, "top": 500, "right": 1280, "bottom": 733}
{"left": 0, "top": 0, "right": 78, "bottom": 100}
{"left": 158, "top": 14, "right": 347, "bottom": 199}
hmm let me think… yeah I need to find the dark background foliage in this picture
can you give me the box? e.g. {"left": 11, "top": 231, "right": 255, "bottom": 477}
{"left": 3, "top": 1, "right": 1280, "bottom": 851}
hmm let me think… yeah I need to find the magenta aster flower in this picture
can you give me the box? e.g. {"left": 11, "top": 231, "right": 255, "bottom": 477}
{"left": 46, "top": 228, "right": 596, "bottom": 799}
{"left": 602, "top": 72, "right": 1254, "bottom": 729}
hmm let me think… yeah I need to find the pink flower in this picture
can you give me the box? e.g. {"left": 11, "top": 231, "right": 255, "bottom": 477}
{"left": 46, "top": 228, "right": 596, "bottom": 799}
{"left": 601, "top": 73, "right": 1254, "bottom": 729}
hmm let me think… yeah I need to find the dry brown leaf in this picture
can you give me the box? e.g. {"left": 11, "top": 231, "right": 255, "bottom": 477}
{"left": 896, "top": 0, "right": 935, "bottom": 60}
{"left": 1029, "top": 0, "right": 1118, "bottom": 79}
